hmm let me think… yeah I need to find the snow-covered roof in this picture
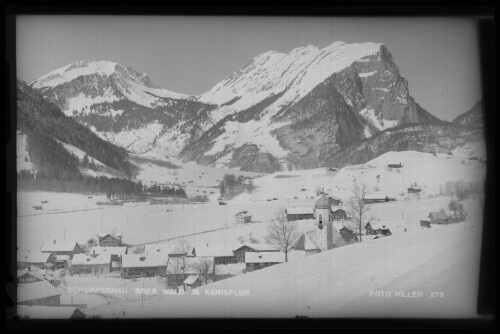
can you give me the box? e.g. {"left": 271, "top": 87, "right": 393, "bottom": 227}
{"left": 331, "top": 206, "right": 346, "bottom": 212}
{"left": 235, "top": 211, "right": 249, "bottom": 217}
{"left": 40, "top": 241, "right": 79, "bottom": 253}
{"left": 17, "top": 305, "right": 83, "bottom": 319}
{"left": 17, "top": 269, "right": 46, "bottom": 281}
{"left": 183, "top": 274, "right": 200, "bottom": 285}
{"left": 122, "top": 252, "right": 168, "bottom": 268}
{"left": 429, "top": 212, "right": 447, "bottom": 220}
{"left": 315, "top": 194, "right": 331, "bottom": 209}
{"left": 71, "top": 253, "right": 111, "bottom": 266}
{"left": 97, "top": 231, "right": 122, "bottom": 239}
{"left": 91, "top": 246, "right": 127, "bottom": 256}
{"left": 17, "top": 281, "right": 61, "bottom": 303}
{"left": 143, "top": 242, "right": 190, "bottom": 255}
{"left": 286, "top": 207, "right": 314, "bottom": 215}
{"left": 245, "top": 252, "right": 286, "bottom": 263}
{"left": 193, "top": 244, "right": 235, "bottom": 258}
{"left": 55, "top": 255, "right": 70, "bottom": 262}
{"left": 370, "top": 220, "right": 408, "bottom": 233}
{"left": 18, "top": 251, "right": 52, "bottom": 263}
{"left": 235, "top": 243, "right": 278, "bottom": 252}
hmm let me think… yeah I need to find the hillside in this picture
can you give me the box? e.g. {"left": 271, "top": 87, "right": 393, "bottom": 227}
{"left": 452, "top": 100, "right": 484, "bottom": 129}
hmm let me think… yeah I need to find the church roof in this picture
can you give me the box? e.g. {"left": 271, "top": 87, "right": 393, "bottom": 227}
{"left": 314, "top": 194, "right": 331, "bottom": 209}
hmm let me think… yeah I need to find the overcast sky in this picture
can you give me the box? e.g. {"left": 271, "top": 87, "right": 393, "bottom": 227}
{"left": 17, "top": 16, "right": 482, "bottom": 121}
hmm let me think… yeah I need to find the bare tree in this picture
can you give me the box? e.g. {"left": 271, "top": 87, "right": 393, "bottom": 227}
{"left": 166, "top": 239, "right": 192, "bottom": 287}
{"left": 265, "top": 209, "right": 299, "bottom": 262}
{"left": 347, "top": 182, "right": 372, "bottom": 242}
{"left": 192, "top": 257, "right": 214, "bottom": 284}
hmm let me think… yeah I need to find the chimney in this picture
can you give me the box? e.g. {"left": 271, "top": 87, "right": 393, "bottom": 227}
{"left": 326, "top": 222, "right": 334, "bottom": 250}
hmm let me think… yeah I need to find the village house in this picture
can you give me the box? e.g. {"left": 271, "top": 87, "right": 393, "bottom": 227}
{"left": 70, "top": 253, "right": 112, "bottom": 275}
{"left": 388, "top": 162, "right": 403, "bottom": 168}
{"left": 428, "top": 211, "right": 451, "bottom": 225}
{"left": 285, "top": 207, "right": 315, "bottom": 221}
{"left": 362, "top": 195, "right": 396, "bottom": 204}
{"left": 233, "top": 243, "right": 279, "bottom": 263}
{"left": 370, "top": 221, "right": 393, "bottom": 237}
{"left": 121, "top": 252, "right": 168, "bottom": 278}
{"left": 245, "top": 252, "right": 286, "bottom": 272}
{"left": 17, "top": 268, "right": 45, "bottom": 284}
{"left": 235, "top": 211, "right": 252, "bottom": 224}
{"left": 191, "top": 244, "right": 237, "bottom": 265}
{"left": 420, "top": 220, "right": 432, "bottom": 229}
{"left": 40, "top": 241, "right": 82, "bottom": 259}
{"left": 17, "top": 305, "right": 86, "bottom": 319}
{"left": 97, "top": 229, "right": 123, "bottom": 247}
{"left": 331, "top": 206, "right": 347, "bottom": 220}
{"left": 364, "top": 222, "right": 375, "bottom": 235}
{"left": 326, "top": 195, "right": 342, "bottom": 206}
{"left": 18, "top": 251, "right": 56, "bottom": 270}
{"left": 17, "top": 280, "right": 61, "bottom": 306}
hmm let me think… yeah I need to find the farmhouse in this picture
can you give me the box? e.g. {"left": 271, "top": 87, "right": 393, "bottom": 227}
{"left": 245, "top": 252, "right": 285, "bottom": 272}
{"left": 121, "top": 252, "right": 168, "bottom": 278}
{"left": 235, "top": 211, "right": 252, "bottom": 224}
{"left": 97, "top": 230, "right": 122, "bottom": 247}
{"left": 40, "top": 241, "right": 82, "bottom": 258}
{"left": 428, "top": 211, "right": 451, "bottom": 225}
{"left": 18, "top": 251, "right": 56, "bottom": 270}
{"left": 370, "top": 221, "right": 393, "bottom": 237}
{"left": 192, "top": 244, "right": 237, "bottom": 265}
{"left": 388, "top": 163, "right": 403, "bottom": 168}
{"left": 364, "top": 222, "right": 375, "bottom": 235}
{"left": 17, "top": 268, "right": 45, "bottom": 284}
{"left": 285, "top": 207, "right": 314, "bottom": 221}
{"left": 233, "top": 243, "right": 278, "bottom": 263}
{"left": 18, "top": 280, "right": 61, "bottom": 306}
{"left": 17, "top": 305, "right": 85, "bottom": 319}
{"left": 70, "top": 253, "right": 112, "bottom": 275}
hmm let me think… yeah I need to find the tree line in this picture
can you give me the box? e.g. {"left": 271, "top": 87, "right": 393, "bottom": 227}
{"left": 143, "top": 184, "right": 187, "bottom": 198}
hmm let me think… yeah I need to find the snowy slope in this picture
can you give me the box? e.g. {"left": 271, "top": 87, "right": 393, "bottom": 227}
{"left": 84, "top": 220, "right": 482, "bottom": 318}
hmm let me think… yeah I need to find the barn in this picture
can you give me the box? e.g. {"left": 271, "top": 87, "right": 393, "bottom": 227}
{"left": 245, "top": 252, "right": 285, "bottom": 272}
{"left": 233, "top": 243, "right": 278, "bottom": 263}
{"left": 18, "top": 280, "right": 61, "bottom": 306}
{"left": 285, "top": 207, "right": 315, "bottom": 221}
{"left": 40, "top": 241, "right": 82, "bottom": 258}
{"left": 235, "top": 211, "right": 252, "bottom": 224}
{"left": 18, "top": 252, "right": 56, "bottom": 270}
{"left": 70, "top": 253, "right": 111, "bottom": 275}
{"left": 97, "top": 230, "right": 122, "bottom": 247}
{"left": 428, "top": 211, "right": 451, "bottom": 225}
{"left": 408, "top": 187, "right": 422, "bottom": 194}
{"left": 388, "top": 163, "right": 403, "bottom": 168}
{"left": 121, "top": 252, "right": 168, "bottom": 278}
{"left": 90, "top": 246, "right": 127, "bottom": 268}
{"left": 331, "top": 206, "right": 347, "bottom": 220}
{"left": 17, "top": 305, "right": 86, "bottom": 319}
{"left": 191, "top": 244, "right": 237, "bottom": 265}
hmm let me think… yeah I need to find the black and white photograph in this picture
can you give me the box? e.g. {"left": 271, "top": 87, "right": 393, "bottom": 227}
{"left": 6, "top": 10, "right": 494, "bottom": 322}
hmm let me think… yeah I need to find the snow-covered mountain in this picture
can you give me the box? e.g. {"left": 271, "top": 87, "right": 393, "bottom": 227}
{"left": 30, "top": 42, "right": 443, "bottom": 172}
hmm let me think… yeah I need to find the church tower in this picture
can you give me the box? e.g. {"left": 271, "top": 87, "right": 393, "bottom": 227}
{"left": 314, "top": 193, "right": 331, "bottom": 228}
